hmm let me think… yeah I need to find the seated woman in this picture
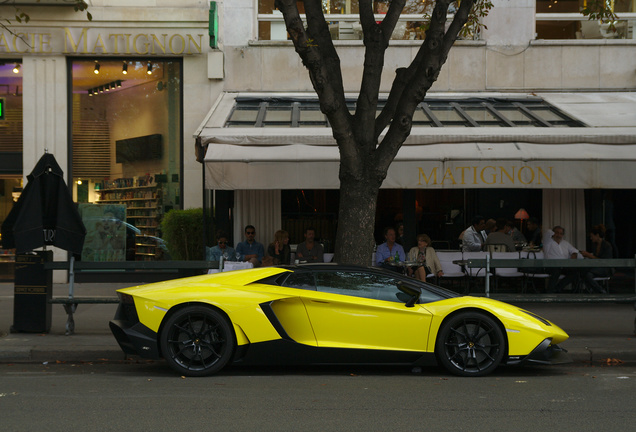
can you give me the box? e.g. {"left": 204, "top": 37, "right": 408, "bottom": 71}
{"left": 206, "top": 230, "right": 237, "bottom": 262}
{"left": 580, "top": 224, "right": 613, "bottom": 293}
{"left": 266, "top": 229, "right": 291, "bottom": 266}
{"left": 407, "top": 234, "right": 444, "bottom": 281}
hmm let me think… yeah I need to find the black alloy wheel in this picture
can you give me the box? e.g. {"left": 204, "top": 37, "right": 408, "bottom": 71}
{"left": 160, "top": 306, "right": 235, "bottom": 377}
{"left": 436, "top": 311, "right": 505, "bottom": 377}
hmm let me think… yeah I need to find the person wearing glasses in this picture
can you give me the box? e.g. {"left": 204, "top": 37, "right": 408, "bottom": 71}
{"left": 206, "top": 230, "right": 237, "bottom": 262}
{"left": 236, "top": 224, "right": 264, "bottom": 267}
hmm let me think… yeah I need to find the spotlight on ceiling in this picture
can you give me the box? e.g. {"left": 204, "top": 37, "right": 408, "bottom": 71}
{"left": 88, "top": 89, "right": 93, "bottom": 96}
{"left": 122, "top": 61, "right": 128, "bottom": 75}
{"left": 94, "top": 62, "right": 100, "bottom": 74}
{"left": 105, "top": 83, "right": 110, "bottom": 92}
{"left": 146, "top": 62, "right": 152, "bottom": 75}
{"left": 12, "top": 63, "right": 20, "bottom": 74}
{"left": 116, "top": 80, "right": 122, "bottom": 88}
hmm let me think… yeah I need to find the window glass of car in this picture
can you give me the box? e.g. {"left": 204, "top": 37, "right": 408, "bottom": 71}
{"left": 282, "top": 272, "right": 316, "bottom": 290}
{"left": 313, "top": 271, "right": 407, "bottom": 303}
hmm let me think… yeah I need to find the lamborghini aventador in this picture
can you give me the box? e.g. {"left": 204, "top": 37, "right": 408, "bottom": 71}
{"left": 109, "top": 264, "right": 569, "bottom": 377}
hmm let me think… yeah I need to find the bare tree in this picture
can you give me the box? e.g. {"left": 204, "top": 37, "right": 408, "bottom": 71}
{"left": 274, "top": 0, "right": 475, "bottom": 265}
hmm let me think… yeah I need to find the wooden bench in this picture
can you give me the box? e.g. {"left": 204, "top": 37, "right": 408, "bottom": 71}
{"left": 45, "top": 259, "right": 219, "bottom": 335}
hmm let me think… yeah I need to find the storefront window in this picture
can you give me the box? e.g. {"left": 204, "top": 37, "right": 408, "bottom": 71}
{"left": 258, "top": 0, "right": 439, "bottom": 41}
{"left": 70, "top": 58, "right": 182, "bottom": 262}
{"left": 0, "top": 59, "right": 23, "bottom": 277}
{"left": 536, "top": 0, "right": 635, "bottom": 39}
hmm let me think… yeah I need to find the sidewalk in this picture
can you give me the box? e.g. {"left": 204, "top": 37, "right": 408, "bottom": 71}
{"left": 1, "top": 282, "right": 635, "bottom": 365}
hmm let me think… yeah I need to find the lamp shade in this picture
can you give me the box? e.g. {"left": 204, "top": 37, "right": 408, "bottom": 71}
{"left": 514, "top": 208, "right": 530, "bottom": 220}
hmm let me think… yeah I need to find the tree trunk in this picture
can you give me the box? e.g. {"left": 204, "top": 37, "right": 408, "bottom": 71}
{"left": 334, "top": 163, "right": 384, "bottom": 266}
{"left": 334, "top": 176, "right": 381, "bottom": 266}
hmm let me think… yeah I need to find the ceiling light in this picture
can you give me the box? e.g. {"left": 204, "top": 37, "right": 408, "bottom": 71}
{"left": 122, "top": 61, "right": 128, "bottom": 75}
{"left": 105, "top": 83, "right": 110, "bottom": 91}
{"left": 94, "top": 62, "right": 100, "bottom": 74}
{"left": 88, "top": 89, "right": 93, "bottom": 96}
{"left": 146, "top": 62, "right": 152, "bottom": 75}
{"left": 116, "top": 80, "right": 122, "bottom": 88}
{"left": 12, "top": 63, "right": 20, "bottom": 74}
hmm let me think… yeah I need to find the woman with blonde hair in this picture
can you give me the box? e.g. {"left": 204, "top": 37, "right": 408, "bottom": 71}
{"left": 407, "top": 234, "right": 444, "bottom": 281}
{"left": 266, "top": 229, "right": 291, "bottom": 265}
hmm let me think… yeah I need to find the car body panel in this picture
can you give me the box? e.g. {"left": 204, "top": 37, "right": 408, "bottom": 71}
{"left": 300, "top": 292, "right": 432, "bottom": 351}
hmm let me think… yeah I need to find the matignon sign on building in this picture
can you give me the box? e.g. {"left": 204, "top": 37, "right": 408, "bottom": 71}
{"left": 417, "top": 165, "right": 553, "bottom": 187}
{"left": 0, "top": 27, "right": 205, "bottom": 55}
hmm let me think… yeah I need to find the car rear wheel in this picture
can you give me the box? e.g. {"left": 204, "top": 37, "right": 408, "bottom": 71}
{"left": 160, "top": 306, "right": 235, "bottom": 377}
{"left": 436, "top": 311, "right": 505, "bottom": 377}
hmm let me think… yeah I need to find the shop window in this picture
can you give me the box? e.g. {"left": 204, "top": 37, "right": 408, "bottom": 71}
{"left": 536, "top": 0, "right": 635, "bottom": 39}
{"left": 70, "top": 58, "right": 182, "bottom": 262}
{"left": 0, "top": 60, "right": 23, "bottom": 270}
{"left": 257, "top": 0, "right": 461, "bottom": 41}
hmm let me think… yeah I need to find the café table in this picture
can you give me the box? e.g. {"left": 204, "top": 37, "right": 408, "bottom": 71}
{"left": 387, "top": 260, "right": 421, "bottom": 275}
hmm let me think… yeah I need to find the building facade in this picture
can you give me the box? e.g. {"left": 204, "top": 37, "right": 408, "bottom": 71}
{"left": 1, "top": 1, "right": 635, "bottom": 279}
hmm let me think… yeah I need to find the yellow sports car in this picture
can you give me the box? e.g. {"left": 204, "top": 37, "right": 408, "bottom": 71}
{"left": 109, "top": 264, "right": 569, "bottom": 377}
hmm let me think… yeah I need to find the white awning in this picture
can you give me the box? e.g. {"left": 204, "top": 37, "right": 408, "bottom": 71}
{"left": 197, "top": 92, "right": 636, "bottom": 190}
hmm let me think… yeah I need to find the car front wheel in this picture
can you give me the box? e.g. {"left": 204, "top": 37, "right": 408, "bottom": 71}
{"left": 160, "top": 306, "right": 235, "bottom": 377}
{"left": 436, "top": 311, "right": 505, "bottom": 377}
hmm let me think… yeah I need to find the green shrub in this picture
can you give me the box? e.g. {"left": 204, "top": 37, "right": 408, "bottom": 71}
{"left": 160, "top": 208, "right": 204, "bottom": 260}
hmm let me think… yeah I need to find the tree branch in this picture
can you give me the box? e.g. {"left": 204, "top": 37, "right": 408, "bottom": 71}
{"left": 374, "top": 0, "right": 475, "bottom": 173}
{"left": 275, "top": 0, "right": 358, "bottom": 173}
{"left": 354, "top": 0, "right": 406, "bottom": 153}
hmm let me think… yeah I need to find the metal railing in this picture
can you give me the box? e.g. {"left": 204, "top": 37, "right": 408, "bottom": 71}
{"left": 460, "top": 257, "right": 636, "bottom": 298}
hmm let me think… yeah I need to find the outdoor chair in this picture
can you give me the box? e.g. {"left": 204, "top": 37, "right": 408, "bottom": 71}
{"left": 522, "top": 250, "right": 550, "bottom": 293}
{"left": 433, "top": 251, "right": 465, "bottom": 292}
{"left": 462, "top": 251, "right": 489, "bottom": 293}
{"left": 490, "top": 251, "right": 524, "bottom": 292}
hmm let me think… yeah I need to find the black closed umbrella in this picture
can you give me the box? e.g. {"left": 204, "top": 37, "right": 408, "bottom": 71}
{"left": 1, "top": 152, "right": 86, "bottom": 254}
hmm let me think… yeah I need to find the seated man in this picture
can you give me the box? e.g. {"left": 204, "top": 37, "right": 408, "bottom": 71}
{"left": 296, "top": 227, "right": 324, "bottom": 263}
{"left": 526, "top": 217, "right": 542, "bottom": 248}
{"left": 543, "top": 226, "right": 579, "bottom": 293}
{"left": 235, "top": 225, "right": 264, "bottom": 267}
{"left": 484, "top": 218, "right": 516, "bottom": 252}
{"left": 376, "top": 227, "right": 405, "bottom": 273}
{"left": 461, "top": 215, "right": 486, "bottom": 252}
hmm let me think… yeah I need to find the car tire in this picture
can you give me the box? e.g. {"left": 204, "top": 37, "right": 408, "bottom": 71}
{"left": 436, "top": 311, "right": 505, "bottom": 377}
{"left": 160, "top": 305, "right": 235, "bottom": 377}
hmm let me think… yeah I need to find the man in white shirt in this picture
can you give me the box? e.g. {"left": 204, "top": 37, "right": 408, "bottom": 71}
{"left": 543, "top": 226, "right": 580, "bottom": 292}
{"left": 461, "top": 215, "right": 486, "bottom": 252}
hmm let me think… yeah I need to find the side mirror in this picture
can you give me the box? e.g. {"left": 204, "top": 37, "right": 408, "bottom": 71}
{"left": 397, "top": 282, "right": 421, "bottom": 308}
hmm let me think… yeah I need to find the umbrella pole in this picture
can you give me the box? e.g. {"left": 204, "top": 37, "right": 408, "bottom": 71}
{"left": 63, "top": 255, "right": 77, "bottom": 335}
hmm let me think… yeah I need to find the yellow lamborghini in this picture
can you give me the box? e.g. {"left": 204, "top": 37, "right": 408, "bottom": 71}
{"left": 109, "top": 264, "right": 569, "bottom": 377}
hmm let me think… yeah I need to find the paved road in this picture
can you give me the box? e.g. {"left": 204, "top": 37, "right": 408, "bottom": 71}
{"left": 1, "top": 361, "right": 635, "bottom": 431}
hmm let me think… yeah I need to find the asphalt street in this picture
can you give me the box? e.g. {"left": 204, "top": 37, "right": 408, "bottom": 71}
{"left": 1, "top": 282, "right": 636, "bottom": 366}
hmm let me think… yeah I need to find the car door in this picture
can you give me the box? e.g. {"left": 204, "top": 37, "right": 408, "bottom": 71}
{"left": 298, "top": 270, "right": 433, "bottom": 352}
